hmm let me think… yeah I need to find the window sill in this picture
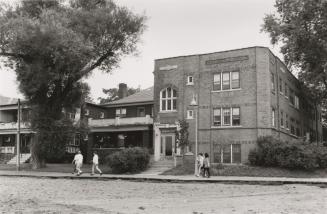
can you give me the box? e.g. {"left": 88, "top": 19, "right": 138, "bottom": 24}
{"left": 211, "top": 88, "right": 241, "bottom": 93}
{"left": 211, "top": 125, "right": 242, "bottom": 129}
{"left": 159, "top": 110, "right": 178, "bottom": 113}
{"left": 186, "top": 117, "right": 194, "bottom": 120}
{"left": 186, "top": 83, "right": 194, "bottom": 86}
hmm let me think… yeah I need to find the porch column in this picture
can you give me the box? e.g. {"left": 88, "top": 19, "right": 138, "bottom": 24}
{"left": 153, "top": 124, "right": 161, "bottom": 161}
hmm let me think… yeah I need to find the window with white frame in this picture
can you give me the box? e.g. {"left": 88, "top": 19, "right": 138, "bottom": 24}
{"left": 279, "top": 78, "right": 283, "bottom": 93}
{"left": 187, "top": 110, "right": 194, "bottom": 119}
{"left": 272, "top": 108, "right": 276, "bottom": 127}
{"left": 284, "top": 83, "right": 288, "bottom": 97}
{"left": 160, "top": 87, "right": 177, "bottom": 111}
{"left": 187, "top": 76, "right": 194, "bottom": 85}
{"left": 214, "top": 144, "right": 241, "bottom": 164}
{"left": 294, "top": 95, "right": 299, "bottom": 109}
{"left": 213, "top": 107, "right": 241, "bottom": 127}
{"left": 116, "top": 108, "right": 126, "bottom": 117}
{"left": 100, "top": 112, "right": 105, "bottom": 118}
{"left": 286, "top": 114, "right": 289, "bottom": 129}
{"left": 85, "top": 109, "right": 89, "bottom": 116}
{"left": 137, "top": 107, "right": 145, "bottom": 117}
{"left": 213, "top": 71, "right": 240, "bottom": 91}
{"left": 280, "top": 110, "right": 284, "bottom": 127}
{"left": 271, "top": 72, "right": 275, "bottom": 91}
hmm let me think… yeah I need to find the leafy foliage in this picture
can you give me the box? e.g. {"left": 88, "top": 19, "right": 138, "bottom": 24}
{"left": 105, "top": 147, "right": 150, "bottom": 173}
{"left": 262, "top": 0, "right": 327, "bottom": 125}
{"left": 98, "top": 86, "right": 140, "bottom": 104}
{"left": 248, "top": 136, "right": 327, "bottom": 170}
{"left": 0, "top": 0, "right": 146, "bottom": 168}
{"left": 175, "top": 119, "right": 189, "bottom": 153}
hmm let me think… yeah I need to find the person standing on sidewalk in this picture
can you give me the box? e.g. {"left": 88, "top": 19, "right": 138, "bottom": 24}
{"left": 203, "top": 153, "right": 210, "bottom": 178}
{"left": 74, "top": 150, "right": 83, "bottom": 176}
{"left": 91, "top": 151, "right": 102, "bottom": 176}
{"left": 196, "top": 153, "right": 204, "bottom": 177}
{"left": 71, "top": 152, "right": 78, "bottom": 174}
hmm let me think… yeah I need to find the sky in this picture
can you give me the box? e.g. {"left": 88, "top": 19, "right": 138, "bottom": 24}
{"left": 0, "top": 0, "right": 282, "bottom": 102}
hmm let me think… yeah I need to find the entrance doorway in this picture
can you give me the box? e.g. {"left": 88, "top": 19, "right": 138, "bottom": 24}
{"left": 160, "top": 134, "right": 175, "bottom": 157}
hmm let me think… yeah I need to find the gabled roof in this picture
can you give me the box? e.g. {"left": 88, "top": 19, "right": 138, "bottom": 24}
{"left": 101, "top": 87, "right": 154, "bottom": 107}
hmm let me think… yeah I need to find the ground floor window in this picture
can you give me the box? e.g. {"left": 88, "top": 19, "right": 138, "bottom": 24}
{"left": 213, "top": 144, "right": 241, "bottom": 163}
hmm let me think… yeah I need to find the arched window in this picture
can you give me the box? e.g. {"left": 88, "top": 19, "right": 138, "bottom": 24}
{"left": 160, "top": 87, "right": 177, "bottom": 111}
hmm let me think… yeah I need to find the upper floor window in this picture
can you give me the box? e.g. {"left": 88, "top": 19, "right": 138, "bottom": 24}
{"left": 280, "top": 110, "right": 284, "bottom": 127}
{"left": 213, "top": 107, "right": 241, "bottom": 127}
{"left": 100, "top": 112, "right": 105, "bottom": 119}
{"left": 85, "top": 109, "right": 90, "bottom": 116}
{"left": 289, "top": 89, "right": 295, "bottom": 105}
{"left": 279, "top": 78, "right": 283, "bottom": 93}
{"left": 116, "top": 108, "right": 126, "bottom": 117}
{"left": 137, "top": 107, "right": 145, "bottom": 117}
{"left": 213, "top": 70, "right": 240, "bottom": 91}
{"left": 286, "top": 114, "right": 289, "bottom": 129}
{"left": 271, "top": 73, "right": 275, "bottom": 91}
{"left": 160, "top": 87, "right": 177, "bottom": 111}
{"left": 187, "top": 110, "right": 194, "bottom": 119}
{"left": 284, "top": 83, "right": 288, "bottom": 97}
{"left": 187, "top": 76, "right": 194, "bottom": 85}
{"left": 294, "top": 95, "right": 299, "bottom": 109}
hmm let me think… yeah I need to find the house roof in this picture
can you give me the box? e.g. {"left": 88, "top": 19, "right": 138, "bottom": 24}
{"left": 0, "top": 94, "right": 19, "bottom": 106}
{"left": 101, "top": 87, "right": 154, "bottom": 107}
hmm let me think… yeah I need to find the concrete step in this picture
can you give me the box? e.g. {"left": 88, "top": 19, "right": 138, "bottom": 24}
{"left": 7, "top": 154, "right": 31, "bottom": 164}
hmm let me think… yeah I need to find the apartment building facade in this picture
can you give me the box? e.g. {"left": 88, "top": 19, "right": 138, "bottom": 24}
{"left": 153, "top": 47, "right": 322, "bottom": 163}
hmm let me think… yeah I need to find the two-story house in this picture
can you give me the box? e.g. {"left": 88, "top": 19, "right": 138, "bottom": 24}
{"left": 153, "top": 46, "right": 323, "bottom": 163}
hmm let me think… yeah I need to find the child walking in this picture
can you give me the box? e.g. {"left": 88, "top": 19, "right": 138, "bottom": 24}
{"left": 71, "top": 152, "right": 78, "bottom": 174}
{"left": 91, "top": 151, "right": 102, "bottom": 176}
{"left": 203, "top": 153, "right": 210, "bottom": 178}
{"left": 74, "top": 150, "right": 83, "bottom": 176}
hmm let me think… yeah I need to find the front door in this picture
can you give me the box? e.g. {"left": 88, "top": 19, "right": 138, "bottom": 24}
{"left": 160, "top": 134, "right": 175, "bottom": 157}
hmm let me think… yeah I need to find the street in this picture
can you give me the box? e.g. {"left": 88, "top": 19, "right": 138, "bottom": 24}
{"left": 0, "top": 177, "right": 326, "bottom": 214}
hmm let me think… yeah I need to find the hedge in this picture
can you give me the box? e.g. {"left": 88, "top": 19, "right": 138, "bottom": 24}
{"left": 248, "top": 136, "right": 327, "bottom": 170}
{"left": 105, "top": 147, "right": 150, "bottom": 173}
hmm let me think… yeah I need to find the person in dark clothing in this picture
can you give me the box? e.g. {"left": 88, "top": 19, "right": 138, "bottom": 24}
{"left": 203, "top": 153, "right": 210, "bottom": 178}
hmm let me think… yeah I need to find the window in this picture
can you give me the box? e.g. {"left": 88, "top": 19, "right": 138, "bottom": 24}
{"left": 223, "top": 108, "right": 231, "bottom": 126}
{"left": 116, "top": 108, "right": 126, "bottom": 117}
{"left": 280, "top": 111, "right": 284, "bottom": 127}
{"left": 271, "top": 73, "right": 275, "bottom": 91}
{"left": 213, "top": 109, "right": 221, "bottom": 126}
{"left": 213, "top": 71, "right": 240, "bottom": 91}
{"left": 85, "top": 109, "right": 89, "bottom": 116}
{"left": 279, "top": 78, "right": 283, "bottom": 93}
{"left": 232, "top": 107, "right": 240, "bottom": 126}
{"left": 100, "top": 112, "right": 104, "bottom": 119}
{"left": 187, "top": 76, "right": 194, "bottom": 85}
{"left": 213, "top": 73, "right": 221, "bottom": 91}
{"left": 160, "top": 87, "right": 177, "bottom": 111}
{"left": 137, "top": 107, "right": 145, "bottom": 117}
{"left": 222, "top": 72, "right": 230, "bottom": 90}
{"left": 284, "top": 83, "right": 288, "bottom": 97}
{"left": 290, "top": 117, "right": 295, "bottom": 134}
{"left": 231, "top": 71, "right": 240, "bottom": 89}
{"left": 218, "top": 144, "right": 242, "bottom": 164}
{"left": 187, "top": 110, "right": 194, "bottom": 119}
{"left": 289, "top": 89, "right": 295, "bottom": 105}
{"left": 272, "top": 108, "right": 276, "bottom": 127}
{"left": 286, "top": 114, "right": 289, "bottom": 129}
{"left": 213, "top": 107, "right": 241, "bottom": 127}
{"left": 294, "top": 95, "right": 299, "bottom": 109}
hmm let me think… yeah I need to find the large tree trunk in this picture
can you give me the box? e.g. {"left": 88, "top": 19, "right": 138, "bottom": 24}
{"left": 30, "top": 137, "right": 46, "bottom": 169}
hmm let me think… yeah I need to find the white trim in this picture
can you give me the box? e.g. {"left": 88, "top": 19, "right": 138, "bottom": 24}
{"left": 211, "top": 126, "right": 242, "bottom": 129}
{"left": 211, "top": 88, "right": 241, "bottom": 93}
{"left": 186, "top": 76, "right": 194, "bottom": 85}
{"left": 186, "top": 110, "right": 194, "bottom": 119}
{"left": 159, "top": 110, "right": 178, "bottom": 114}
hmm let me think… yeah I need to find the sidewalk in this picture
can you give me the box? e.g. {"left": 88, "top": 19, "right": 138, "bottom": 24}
{"left": 1, "top": 170, "right": 327, "bottom": 185}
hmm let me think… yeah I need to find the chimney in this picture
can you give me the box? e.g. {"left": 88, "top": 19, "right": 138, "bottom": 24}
{"left": 118, "top": 83, "right": 128, "bottom": 99}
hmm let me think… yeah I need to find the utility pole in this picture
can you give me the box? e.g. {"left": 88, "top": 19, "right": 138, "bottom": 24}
{"left": 16, "top": 98, "right": 21, "bottom": 171}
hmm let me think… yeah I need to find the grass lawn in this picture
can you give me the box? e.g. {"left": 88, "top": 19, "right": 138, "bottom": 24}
{"left": 0, "top": 163, "right": 112, "bottom": 174}
{"left": 161, "top": 162, "right": 327, "bottom": 178}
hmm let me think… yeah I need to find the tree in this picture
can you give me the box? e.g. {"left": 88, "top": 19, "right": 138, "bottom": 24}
{"left": 0, "top": 0, "right": 146, "bottom": 168}
{"left": 262, "top": 0, "right": 327, "bottom": 126}
{"left": 175, "top": 119, "right": 189, "bottom": 154}
{"left": 98, "top": 86, "right": 140, "bottom": 104}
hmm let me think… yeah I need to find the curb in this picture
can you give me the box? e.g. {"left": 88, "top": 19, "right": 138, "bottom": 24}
{"left": 1, "top": 173, "right": 327, "bottom": 186}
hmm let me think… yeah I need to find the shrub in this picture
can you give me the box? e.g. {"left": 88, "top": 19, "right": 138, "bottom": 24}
{"left": 248, "top": 136, "right": 327, "bottom": 170}
{"left": 105, "top": 147, "right": 150, "bottom": 173}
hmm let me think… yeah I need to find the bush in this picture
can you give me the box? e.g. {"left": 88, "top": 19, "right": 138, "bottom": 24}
{"left": 248, "top": 136, "right": 327, "bottom": 170}
{"left": 105, "top": 147, "right": 150, "bottom": 173}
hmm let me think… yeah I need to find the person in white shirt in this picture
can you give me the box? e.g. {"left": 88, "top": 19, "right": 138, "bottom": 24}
{"left": 196, "top": 153, "right": 204, "bottom": 177}
{"left": 74, "top": 150, "right": 83, "bottom": 176}
{"left": 91, "top": 151, "right": 102, "bottom": 176}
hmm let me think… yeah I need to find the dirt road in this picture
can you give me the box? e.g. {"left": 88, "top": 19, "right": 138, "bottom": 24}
{"left": 0, "top": 177, "right": 326, "bottom": 213}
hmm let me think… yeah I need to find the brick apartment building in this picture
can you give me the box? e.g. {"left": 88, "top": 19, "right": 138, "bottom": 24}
{"left": 0, "top": 46, "right": 323, "bottom": 164}
{"left": 153, "top": 46, "right": 323, "bottom": 163}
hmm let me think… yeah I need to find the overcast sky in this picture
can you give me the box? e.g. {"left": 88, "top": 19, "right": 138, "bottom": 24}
{"left": 0, "top": 0, "right": 281, "bottom": 102}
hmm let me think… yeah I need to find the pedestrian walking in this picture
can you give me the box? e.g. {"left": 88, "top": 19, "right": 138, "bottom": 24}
{"left": 203, "top": 153, "right": 210, "bottom": 178}
{"left": 91, "top": 151, "right": 102, "bottom": 176}
{"left": 196, "top": 153, "right": 204, "bottom": 177}
{"left": 71, "top": 152, "right": 78, "bottom": 174}
{"left": 74, "top": 150, "right": 83, "bottom": 176}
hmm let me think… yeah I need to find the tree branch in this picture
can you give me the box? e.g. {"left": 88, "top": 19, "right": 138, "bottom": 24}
{"left": 0, "top": 51, "right": 26, "bottom": 59}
